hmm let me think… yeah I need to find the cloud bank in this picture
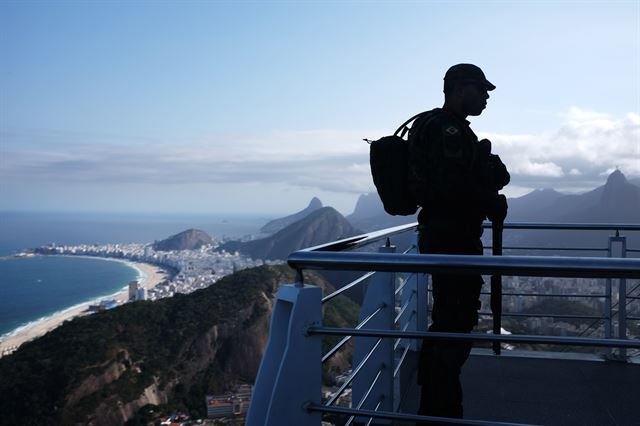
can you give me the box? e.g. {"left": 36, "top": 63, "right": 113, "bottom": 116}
{"left": 2, "top": 108, "right": 639, "bottom": 197}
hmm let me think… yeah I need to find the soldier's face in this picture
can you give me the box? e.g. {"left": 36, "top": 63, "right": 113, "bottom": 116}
{"left": 461, "top": 84, "right": 490, "bottom": 116}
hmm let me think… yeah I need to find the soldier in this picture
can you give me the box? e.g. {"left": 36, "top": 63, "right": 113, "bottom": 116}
{"left": 408, "top": 63, "right": 510, "bottom": 419}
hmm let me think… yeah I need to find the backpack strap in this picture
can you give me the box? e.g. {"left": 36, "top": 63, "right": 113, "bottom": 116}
{"left": 395, "top": 111, "right": 430, "bottom": 138}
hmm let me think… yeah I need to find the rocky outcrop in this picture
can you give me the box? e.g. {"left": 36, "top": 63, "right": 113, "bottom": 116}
{"left": 221, "top": 207, "right": 362, "bottom": 260}
{"left": 153, "top": 228, "right": 213, "bottom": 251}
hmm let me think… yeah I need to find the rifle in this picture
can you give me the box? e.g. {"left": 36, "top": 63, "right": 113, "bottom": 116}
{"left": 491, "top": 220, "right": 503, "bottom": 355}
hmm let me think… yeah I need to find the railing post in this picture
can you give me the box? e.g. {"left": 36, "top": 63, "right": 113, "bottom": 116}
{"left": 246, "top": 283, "right": 322, "bottom": 426}
{"left": 607, "top": 233, "right": 628, "bottom": 361}
{"left": 352, "top": 241, "right": 395, "bottom": 424}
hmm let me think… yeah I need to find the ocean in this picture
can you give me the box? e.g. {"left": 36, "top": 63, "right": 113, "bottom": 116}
{"left": 0, "top": 211, "right": 266, "bottom": 340}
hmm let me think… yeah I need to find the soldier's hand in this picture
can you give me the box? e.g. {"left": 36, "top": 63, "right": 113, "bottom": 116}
{"left": 487, "top": 154, "right": 510, "bottom": 190}
{"left": 487, "top": 194, "right": 508, "bottom": 224}
{"left": 479, "top": 138, "right": 492, "bottom": 156}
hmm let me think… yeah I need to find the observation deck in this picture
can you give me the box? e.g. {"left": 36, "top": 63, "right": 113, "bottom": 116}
{"left": 247, "top": 222, "right": 640, "bottom": 425}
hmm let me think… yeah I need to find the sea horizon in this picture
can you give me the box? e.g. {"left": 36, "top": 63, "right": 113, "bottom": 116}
{"left": 0, "top": 211, "right": 267, "bottom": 342}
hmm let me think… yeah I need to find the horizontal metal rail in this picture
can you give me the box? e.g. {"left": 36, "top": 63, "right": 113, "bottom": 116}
{"left": 485, "top": 246, "right": 608, "bottom": 252}
{"left": 628, "top": 316, "right": 640, "bottom": 320}
{"left": 479, "top": 291, "right": 606, "bottom": 298}
{"left": 306, "top": 403, "right": 537, "bottom": 426}
{"left": 322, "top": 304, "right": 385, "bottom": 364}
{"left": 299, "top": 221, "right": 640, "bottom": 254}
{"left": 483, "top": 222, "right": 640, "bottom": 231}
{"left": 478, "top": 312, "right": 605, "bottom": 320}
{"left": 325, "top": 338, "right": 382, "bottom": 407}
{"left": 289, "top": 251, "right": 640, "bottom": 279}
{"left": 308, "top": 327, "right": 640, "bottom": 349}
{"left": 322, "top": 271, "right": 375, "bottom": 304}
{"left": 302, "top": 222, "right": 417, "bottom": 253}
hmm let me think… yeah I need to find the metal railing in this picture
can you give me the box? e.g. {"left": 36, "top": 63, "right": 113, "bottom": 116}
{"left": 247, "top": 222, "right": 640, "bottom": 425}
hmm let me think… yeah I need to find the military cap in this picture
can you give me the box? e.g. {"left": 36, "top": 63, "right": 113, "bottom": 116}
{"left": 444, "top": 63, "right": 496, "bottom": 91}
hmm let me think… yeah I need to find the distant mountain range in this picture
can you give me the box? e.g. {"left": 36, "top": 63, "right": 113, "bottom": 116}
{"left": 504, "top": 170, "right": 640, "bottom": 248}
{"left": 508, "top": 170, "right": 640, "bottom": 223}
{"left": 156, "top": 170, "right": 638, "bottom": 259}
{"left": 153, "top": 228, "right": 213, "bottom": 251}
{"left": 220, "top": 207, "right": 361, "bottom": 260}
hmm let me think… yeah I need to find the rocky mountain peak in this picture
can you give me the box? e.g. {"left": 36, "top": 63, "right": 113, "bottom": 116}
{"left": 605, "top": 169, "right": 627, "bottom": 187}
{"left": 260, "top": 197, "right": 324, "bottom": 235}
{"left": 308, "top": 197, "right": 323, "bottom": 209}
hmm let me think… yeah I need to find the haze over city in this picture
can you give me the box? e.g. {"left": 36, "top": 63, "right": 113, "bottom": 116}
{"left": 1, "top": 1, "right": 638, "bottom": 215}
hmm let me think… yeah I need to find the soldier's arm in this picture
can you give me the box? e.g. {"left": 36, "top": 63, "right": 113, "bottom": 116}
{"left": 429, "top": 117, "right": 498, "bottom": 208}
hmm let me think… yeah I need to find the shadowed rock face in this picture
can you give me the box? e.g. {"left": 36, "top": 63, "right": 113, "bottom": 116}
{"left": 153, "top": 228, "right": 213, "bottom": 251}
{"left": 221, "top": 207, "right": 361, "bottom": 260}
{"left": 260, "top": 197, "right": 323, "bottom": 235}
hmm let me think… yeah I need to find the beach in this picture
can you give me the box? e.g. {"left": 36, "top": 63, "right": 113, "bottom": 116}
{"left": 0, "top": 259, "right": 169, "bottom": 357}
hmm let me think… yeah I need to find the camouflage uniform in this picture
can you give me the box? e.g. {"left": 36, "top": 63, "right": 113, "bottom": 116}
{"left": 408, "top": 107, "right": 509, "bottom": 418}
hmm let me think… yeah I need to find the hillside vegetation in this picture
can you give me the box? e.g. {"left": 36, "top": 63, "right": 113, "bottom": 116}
{"left": 0, "top": 265, "right": 358, "bottom": 425}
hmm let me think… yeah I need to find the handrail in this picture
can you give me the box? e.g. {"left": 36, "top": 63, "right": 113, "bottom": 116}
{"left": 307, "top": 327, "right": 640, "bottom": 349}
{"left": 250, "top": 221, "right": 640, "bottom": 426}
{"left": 479, "top": 291, "right": 606, "bottom": 298}
{"left": 296, "top": 221, "right": 640, "bottom": 253}
{"left": 289, "top": 251, "right": 640, "bottom": 279}
{"left": 478, "top": 312, "right": 605, "bottom": 320}
{"left": 306, "top": 404, "right": 537, "bottom": 426}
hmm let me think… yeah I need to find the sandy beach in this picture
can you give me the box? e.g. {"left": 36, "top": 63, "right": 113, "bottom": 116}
{"left": 0, "top": 259, "right": 170, "bottom": 358}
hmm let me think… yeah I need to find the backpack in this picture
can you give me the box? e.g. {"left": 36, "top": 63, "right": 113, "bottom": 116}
{"left": 367, "top": 111, "right": 432, "bottom": 216}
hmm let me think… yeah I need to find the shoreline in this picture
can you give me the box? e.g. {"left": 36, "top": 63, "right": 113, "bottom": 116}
{"left": 0, "top": 256, "right": 171, "bottom": 357}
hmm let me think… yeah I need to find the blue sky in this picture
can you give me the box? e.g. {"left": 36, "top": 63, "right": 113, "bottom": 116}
{"left": 1, "top": 1, "right": 639, "bottom": 215}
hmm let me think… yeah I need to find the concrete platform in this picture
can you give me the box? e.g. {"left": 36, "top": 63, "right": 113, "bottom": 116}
{"left": 461, "top": 351, "right": 640, "bottom": 425}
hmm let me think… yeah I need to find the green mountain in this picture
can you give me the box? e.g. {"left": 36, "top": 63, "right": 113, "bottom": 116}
{"left": 0, "top": 265, "right": 358, "bottom": 425}
{"left": 153, "top": 228, "right": 213, "bottom": 251}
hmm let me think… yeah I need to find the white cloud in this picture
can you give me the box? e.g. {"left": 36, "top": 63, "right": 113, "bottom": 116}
{"left": 479, "top": 107, "right": 640, "bottom": 192}
{"left": 2, "top": 107, "right": 638, "bottom": 198}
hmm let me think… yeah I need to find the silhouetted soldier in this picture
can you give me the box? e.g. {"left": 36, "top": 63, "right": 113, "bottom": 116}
{"left": 408, "top": 63, "right": 510, "bottom": 419}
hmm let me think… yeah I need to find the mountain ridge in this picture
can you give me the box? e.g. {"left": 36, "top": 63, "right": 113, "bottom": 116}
{"left": 221, "top": 206, "right": 361, "bottom": 260}
{"left": 153, "top": 228, "right": 213, "bottom": 251}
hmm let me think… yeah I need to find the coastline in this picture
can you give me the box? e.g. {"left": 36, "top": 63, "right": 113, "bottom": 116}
{"left": 0, "top": 257, "right": 170, "bottom": 357}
